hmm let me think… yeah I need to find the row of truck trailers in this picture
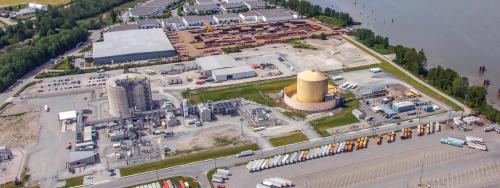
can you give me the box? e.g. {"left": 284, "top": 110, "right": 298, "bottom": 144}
{"left": 247, "top": 122, "right": 443, "bottom": 173}
{"left": 134, "top": 179, "right": 190, "bottom": 188}
{"left": 441, "top": 135, "right": 488, "bottom": 151}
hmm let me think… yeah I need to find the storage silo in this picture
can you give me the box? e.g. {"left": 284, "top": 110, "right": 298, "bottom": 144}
{"left": 296, "top": 70, "right": 328, "bottom": 103}
{"left": 106, "top": 73, "right": 152, "bottom": 118}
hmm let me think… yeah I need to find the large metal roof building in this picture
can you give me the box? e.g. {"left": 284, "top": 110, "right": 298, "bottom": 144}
{"left": 93, "top": 29, "right": 176, "bottom": 64}
{"left": 196, "top": 54, "right": 256, "bottom": 81}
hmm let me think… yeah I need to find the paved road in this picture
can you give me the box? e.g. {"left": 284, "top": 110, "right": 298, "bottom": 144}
{"left": 341, "top": 35, "right": 472, "bottom": 114}
{"left": 87, "top": 111, "right": 462, "bottom": 188}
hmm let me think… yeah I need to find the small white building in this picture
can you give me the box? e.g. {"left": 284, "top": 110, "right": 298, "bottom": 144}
{"left": 239, "top": 10, "right": 261, "bottom": 22}
{"left": 220, "top": 3, "right": 247, "bottom": 13}
{"left": 244, "top": 1, "right": 266, "bottom": 10}
{"left": 214, "top": 13, "right": 242, "bottom": 24}
{"left": 137, "top": 19, "right": 161, "bottom": 29}
{"left": 182, "top": 15, "right": 216, "bottom": 26}
{"left": 222, "top": 0, "right": 258, "bottom": 3}
{"left": 212, "top": 66, "right": 257, "bottom": 81}
{"left": 197, "top": 104, "right": 212, "bottom": 122}
{"left": 162, "top": 17, "right": 187, "bottom": 30}
{"left": 183, "top": 4, "right": 220, "bottom": 15}
{"left": 257, "top": 9, "right": 296, "bottom": 22}
{"left": 195, "top": 0, "right": 218, "bottom": 5}
{"left": 59, "top": 111, "right": 77, "bottom": 121}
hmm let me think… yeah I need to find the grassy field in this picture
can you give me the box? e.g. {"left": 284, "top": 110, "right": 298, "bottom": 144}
{"left": 281, "top": 110, "right": 307, "bottom": 120}
{"left": 120, "top": 144, "right": 260, "bottom": 176}
{"left": 316, "top": 15, "right": 345, "bottom": 27}
{"left": 311, "top": 95, "right": 360, "bottom": 137}
{"left": 129, "top": 176, "right": 200, "bottom": 188}
{"left": 288, "top": 39, "right": 316, "bottom": 50}
{"left": 269, "top": 132, "right": 309, "bottom": 147}
{"left": 63, "top": 176, "right": 83, "bottom": 188}
{"left": 342, "top": 36, "right": 463, "bottom": 111}
{"left": 0, "top": 0, "right": 68, "bottom": 7}
{"left": 183, "top": 78, "right": 294, "bottom": 106}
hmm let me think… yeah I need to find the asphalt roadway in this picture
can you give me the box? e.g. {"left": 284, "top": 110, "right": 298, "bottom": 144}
{"left": 87, "top": 111, "right": 463, "bottom": 188}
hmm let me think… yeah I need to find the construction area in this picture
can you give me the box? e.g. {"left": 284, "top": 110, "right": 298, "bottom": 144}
{"left": 169, "top": 19, "right": 343, "bottom": 57}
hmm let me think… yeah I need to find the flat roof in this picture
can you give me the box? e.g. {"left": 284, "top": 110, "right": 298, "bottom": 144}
{"left": 163, "top": 17, "right": 184, "bottom": 24}
{"left": 59, "top": 111, "right": 77, "bottom": 120}
{"left": 69, "top": 151, "right": 94, "bottom": 163}
{"left": 220, "top": 2, "right": 246, "bottom": 9}
{"left": 188, "top": 4, "right": 219, "bottom": 11}
{"left": 93, "top": 29, "right": 175, "bottom": 59}
{"left": 182, "top": 15, "right": 215, "bottom": 23}
{"left": 214, "top": 13, "right": 241, "bottom": 19}
{"left": 196, "top": 55, "right": 245, "bottom": 71}
{"left": 109, "top": 24, "right": 139, "bottom": 32}
{"left": 240, "top": 10, "right": 260, "bottom": 17}
{"left": 244, "top": 1, "right": 266, "bottom": 7}
{"left": 256, "top": 9, "right": 292, "bottom": 18}
{"left": 130, "top": 6, "right": 162, "bottom": 16}
{"left": 137, "top": 19, "right": 160, "bottom": 26}
{"left": 212, "top": 65, "right": 255, "bottom": 76}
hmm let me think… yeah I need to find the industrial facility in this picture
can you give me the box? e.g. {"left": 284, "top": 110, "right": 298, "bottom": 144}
{"left": 283, "top": 70, "right": 340, "bottom": 112}
{"left": 92, "top": 29, "right": 176, "bottom": 64}
{"left": 106, "top": 73, "right": 153, "bottom": 118}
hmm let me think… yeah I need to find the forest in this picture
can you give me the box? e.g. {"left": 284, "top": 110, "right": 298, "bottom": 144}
{"left": 269, "top": 0, "right": 355, "bottom": 26}
{"left": 0, "top": 0, "right": 132, "bottom": 91}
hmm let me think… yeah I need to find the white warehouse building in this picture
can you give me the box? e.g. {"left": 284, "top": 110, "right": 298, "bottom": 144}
{"left": 196, "top": 55, "right": 256, "bottom": 82}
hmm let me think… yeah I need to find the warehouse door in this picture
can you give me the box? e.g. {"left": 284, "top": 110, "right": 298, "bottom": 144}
{"left": 227, "top": 75, "right": 233, "bottom": 80}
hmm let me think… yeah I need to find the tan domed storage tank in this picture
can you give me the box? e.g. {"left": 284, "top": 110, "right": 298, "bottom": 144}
{"left": 296, "top": 70, "right": 328, "bottom": 103}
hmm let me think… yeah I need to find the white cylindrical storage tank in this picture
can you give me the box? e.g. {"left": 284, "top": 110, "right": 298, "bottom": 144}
{"left": 296, "top": 70, "right": 328, "bottom": 103}
{"left": 106, "top": 73, "right": 152, "bottom": 118}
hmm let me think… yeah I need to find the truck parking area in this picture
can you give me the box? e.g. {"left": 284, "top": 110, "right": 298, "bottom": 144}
{"left": 225, "top": 126, "right": 500, "bottom": 188}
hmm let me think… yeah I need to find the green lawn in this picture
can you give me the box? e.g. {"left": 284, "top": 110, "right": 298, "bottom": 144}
{"left": 0, "top": 0, "right": 68, "bottom": 7}
{"left": 120, "top": 144, "right": 260, "bottom": 176}
{"left": 288, "top": 39, "right": 316, "bottom": 50}
{"left": 129, "top": 176, "right": 200, "bottom": 188}
{"left": 342, "top": 35, "right": 463, "bottom": 111}
{"left": 51, "top": 58, "right": 74, "bottom": 71}
{"left": 281, "top": 110, "right": 308, "bottom": 120}
{"left": 63, "top": 176, "right": 83, "bottom": 188}
{"left": 311, "top": 97, "right": 360, "bottom": 137}
{"left": 316, "top": 15, "right": 345, "bottom": 27}
{"left": 184, "top": 78, "right": 294, "bottom": 106}
{"left": 269, "top": 132, "right": 309, "bottom": 147}
{"left": 368, "top": 44, "right": 394, "bottom": 55}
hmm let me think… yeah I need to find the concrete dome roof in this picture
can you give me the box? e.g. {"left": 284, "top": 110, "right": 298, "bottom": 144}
{"left": 297, "top": 70, "right": 327, "bottom": 82}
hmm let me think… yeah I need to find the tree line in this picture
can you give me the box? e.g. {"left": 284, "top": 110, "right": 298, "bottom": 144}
{"left": 0, "top": 27, "right": 88, "bottom": 91}
{"left": 267, "top": 0, "right": 355, "bottom": 26}
{"left": 0, "top": 0, "right": 134, "bottom": 91}
{"left": 355, "top": 28, "right": 499, "bottom": 122}
{"left": 426, "top": 66, "right": 499, "bottom": 122}
{"left": 0, "top": 0, "right": 130, "bottom": 48}
{"left": 353, "top": 29, "right": 389, "bottom": 50}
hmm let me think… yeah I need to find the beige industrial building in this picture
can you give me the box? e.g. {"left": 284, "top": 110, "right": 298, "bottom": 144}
{"left": 106, "top": 73, "right": 153, "bottom": 118}
{"left": 284, "top": 70, "right": 340, "bottom": 112}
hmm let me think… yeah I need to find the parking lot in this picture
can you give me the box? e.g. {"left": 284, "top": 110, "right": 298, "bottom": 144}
{"left": 225, "top": 127, "right": 500, "bottom": 188}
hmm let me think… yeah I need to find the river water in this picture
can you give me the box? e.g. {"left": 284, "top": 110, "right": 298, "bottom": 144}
{"left": 309, "top": 0, "right": 500, "bottom": 109}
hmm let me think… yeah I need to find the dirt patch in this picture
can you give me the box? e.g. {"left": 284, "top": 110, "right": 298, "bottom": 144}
{"left": 175, "top": 127, "right": 250, "bottom": 152}
{"left": 0, "top": 103, "right": 40, "bottom": 147}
